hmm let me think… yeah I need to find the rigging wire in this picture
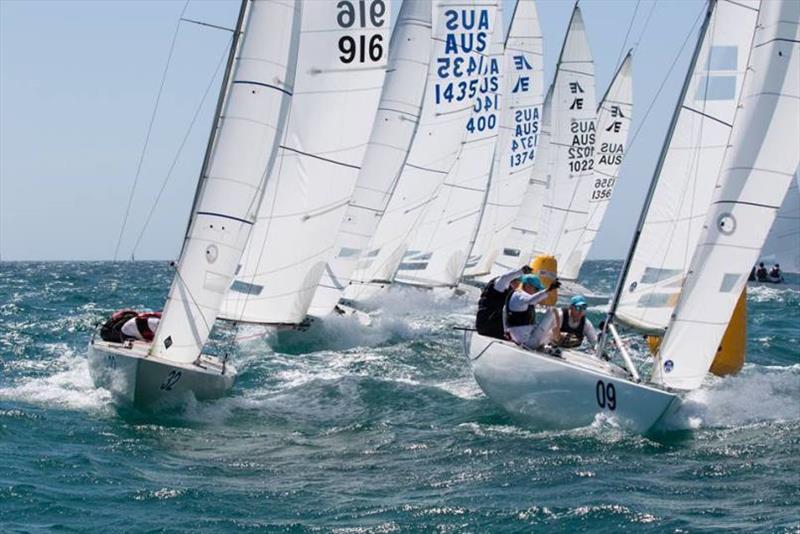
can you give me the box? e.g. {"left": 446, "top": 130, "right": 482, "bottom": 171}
{"left": 632, "top": 0, "right": 659, "bottom": 52}
{"left": 113, "top": 0, "right": 191, "bottom": 261}
{"left": 613, "top": 0, "right": 640, "bottom": 71}
{"left": 130, "top": 43, "right": 230, "bottom": 259}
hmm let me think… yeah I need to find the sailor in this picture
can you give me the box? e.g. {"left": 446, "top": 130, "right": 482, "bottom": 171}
{"left": 748, "top": 266, "right": 756, "bottom": 282}
{"left": 768, "top": 263, "right": 784, "bottom": 283}
{"left": 475, "top": 264, "right": 532, "bottom": 338}
{"left": 756, "top": 262, "right": 768, "bottom": 282}
{"left": 120, "top": 311, "right": 161, "bottom": 342}
{"left": 552, "top": 295, "right": 598, "bottom": 350}
{"left": 504, "top": 274, "right": 560, "bottom": 349}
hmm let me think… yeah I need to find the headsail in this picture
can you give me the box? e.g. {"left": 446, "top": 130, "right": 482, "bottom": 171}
{"left": 307, "top": 0, "right": 433, "bottom": 318}
{"left": 220, "top": 1, "right": 390, "bottom": 325}
{"left": 345, "top": 1, "right": 497, "bottom": 298}
{"left": 656, "top": 0, "right": 799, "bottom": 390}
{"left": 153, "top": 1, "right": 300, "bottom": 363}
{"left": 462, "top": 0, "right": 545, "bottom": 278}
{"left": 759, "top": 170, "right": 800, "bottom": 273}
{"left": 394, "top": 4, "right": 504, "bottom": 287}
{"left": 531, "top": 5, "right": 597, "bottom": 280}
{"left": 616, "top": 0, "right": 760, "bottom": 333}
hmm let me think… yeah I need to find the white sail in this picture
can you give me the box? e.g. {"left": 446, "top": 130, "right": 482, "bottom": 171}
{"left": 489, "top": 85, "right": 553, "bottom": 277}
{"left": 617, "top": 0, "right": 760, "bottom": 333}
{"left": 394, "top": 4, "right": 503, "bottom": 287}
{"left": 656, "top": 0, "right": 799, "bottom": 390}
{"left": 569, "top": 53, "right": 634, "bottom": 275}
{"left": 531, "top": 5, "right": 597, "bottom": 280}
{"left": 345, "top": 1, "right": 497, "bottom": 298}
{"left": 760, "top": 170, "right": 800, "bottom": 273}
{"left": 462, "top": 0, "right": 545, "bottom": 278}
{"left": 307, "top": 0, "right": 433, "bottom": 318}
{"left": 153, "top": 1, "right": 300, "bottom": 363}
{"left": 220, "top": 1, "right": 390, "bottom": 325}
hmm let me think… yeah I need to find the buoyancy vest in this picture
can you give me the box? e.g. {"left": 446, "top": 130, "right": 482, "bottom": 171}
{"left": 134, "top": 312, "right": 161, "bottom": 341}
{"left": 558, "top": 307, "right": 586, "bottom": 348}
{"left": 756, "top": 267, "right": 768, "bottom": 281}
{"left": 99, "top": 309, "right": 138, "bottom": 343}
{"left": 504, "top": 290, "right": 536, "bottom": 328}
{"left": 476, "top": 278, "right": 510, "bottom": 338}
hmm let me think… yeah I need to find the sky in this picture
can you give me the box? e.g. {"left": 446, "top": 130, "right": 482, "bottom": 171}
{"left": 0, "top": 0, "right": 708, "bottom": 261}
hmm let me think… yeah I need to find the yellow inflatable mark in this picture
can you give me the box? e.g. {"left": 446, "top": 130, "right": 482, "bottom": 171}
{"left": 709, "top": 286, "right": 747, "bottom": 377}
{"left": 646, "top": 335, "right": 662, "bottom": 355}
{"left": 530, "top": 255, "right": 557, "bottom": 306}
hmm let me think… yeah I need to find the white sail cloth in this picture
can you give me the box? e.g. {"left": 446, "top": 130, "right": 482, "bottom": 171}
{"left": 760, "top": 171, "right": 800, "bottom": 273}
{"left": 153, "top": 1, "right": 300, "bottom": 362}
{"left": 220, "top": 1, "right": 390, "bottom": 325}
{"left": 307, "top": 0, "right": 433, "bottom": 318}
{"left": 462, "top": 0, "right": 544, "bottom": 278}
{"left": 657, "top": 0, "right": 800, "bottom": 390}
{"left": 532, "top": 5, "right": 597, "bottom": 280}
{"left": 569, "top": 53, "right": 633, "bottom": 276}
{"left": 394, "top": 4, "right": 503, "bottom": 287}
{"left": 617, "top": 0, "right": 760, "bottom": 333}
{"left": 345, "top": 1, "right": 497, "bottom": 299}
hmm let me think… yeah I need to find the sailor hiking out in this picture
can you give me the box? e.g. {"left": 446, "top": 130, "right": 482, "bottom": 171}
{"left": 99, "top": 310, "right": 161, "bottom": 343}
{"left": 503, "top": 274, "right": 560, "bottom": 349}
{"left": 551, "top": 295, "right": 598, "bottom": 349}
{"left": 475, "top": 265, "right": 531, "bottom": 339}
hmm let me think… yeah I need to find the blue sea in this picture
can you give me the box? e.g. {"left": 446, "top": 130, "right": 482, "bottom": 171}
{"left": 1, "top": 261, "right": 798, "bottom": 532}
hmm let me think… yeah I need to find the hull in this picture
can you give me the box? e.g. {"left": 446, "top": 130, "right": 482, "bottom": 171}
{"left": 467, "top": 332, "right": 679, "bottom": 434}
{"left": 558, "top": 279, "right": 608, "bottom": 306}
{"left": 88, "top": 340, "right": 236, "bottom": 408}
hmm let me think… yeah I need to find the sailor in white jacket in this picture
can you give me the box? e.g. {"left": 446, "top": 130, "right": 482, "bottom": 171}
{"left": 503, "top": 274, "right": 560, "bottom": 349}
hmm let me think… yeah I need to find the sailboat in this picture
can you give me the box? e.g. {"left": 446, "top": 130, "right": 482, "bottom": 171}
{"left": 88, "top": 0, "right": 300, "bottom": 405}
{"left": 467, "top": 0, "right": 799, "bottom": 433}
{"left": 751, "top": 170, "right": 799, "bottom": 286}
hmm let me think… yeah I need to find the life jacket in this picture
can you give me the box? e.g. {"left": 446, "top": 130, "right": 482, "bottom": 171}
{"left": 134, "top": 312, "right": 161, "bottom": 341}
{"left": 558, "top": 307, "right": 586, "bottom": 348}
{"left": 756, "top": 267, "right": 768, "bottom": 281}
{"left": 504, "top": 290, "right": 536, "bottom": 328}
{"left": 99, "top": 309, "right": 138, "bottom": 343}
{"left": 475, "top": 278, "right": 510, "bottom": 338}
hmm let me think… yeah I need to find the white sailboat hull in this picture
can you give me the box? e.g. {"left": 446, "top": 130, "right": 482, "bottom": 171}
{"left": 467, "top": 332, "right": 678, "bottom": 433}
{"left": 88, "top": 340, "right": 236, "bottom": 407}
{"left": 558, "top": 280, "right": 608, "bottom": 306}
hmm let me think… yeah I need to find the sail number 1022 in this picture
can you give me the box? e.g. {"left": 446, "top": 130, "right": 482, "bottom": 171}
{"left": 596, "top": 380, "right": 616, "bottom": 411}
{"left": 337, "top": 0, "right": 386, "bottom": 64}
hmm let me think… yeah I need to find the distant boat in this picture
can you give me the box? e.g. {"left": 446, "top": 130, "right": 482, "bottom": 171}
{"left": 468, "top": 0, "right": 799, "bottom": 432}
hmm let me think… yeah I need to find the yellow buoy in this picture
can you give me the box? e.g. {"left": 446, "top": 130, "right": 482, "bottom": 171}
{"left": 709, "top": 285, "right": 747, "bottom": 377}
{"left": 646, "top": 335, "right": 662, "bottom": 355}
{"left": 530, "top": 255, "right": 557, "bottom": 306}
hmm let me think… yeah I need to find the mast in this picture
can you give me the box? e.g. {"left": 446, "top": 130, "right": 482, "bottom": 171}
{"left": 595, "top": 0, "right": 717, "bottom": 359}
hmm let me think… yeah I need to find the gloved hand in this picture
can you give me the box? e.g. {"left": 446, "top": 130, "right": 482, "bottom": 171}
{"left": 548, "top": 279, "right": 561, "bottom": 291}
{"left": 521, "top": 264, "right": 532, "bottom": 275}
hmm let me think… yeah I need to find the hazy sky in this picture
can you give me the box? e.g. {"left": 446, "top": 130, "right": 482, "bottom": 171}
{"left": 0, "top": 0, "right": 706, "bottom": 261}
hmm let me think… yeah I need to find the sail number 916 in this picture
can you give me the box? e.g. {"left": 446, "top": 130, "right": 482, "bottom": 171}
{"left": 596, "top": 380, "right": 616, "bottom": 411}
{"left": 337, "top": 0, "right": 386, "bottom": 64}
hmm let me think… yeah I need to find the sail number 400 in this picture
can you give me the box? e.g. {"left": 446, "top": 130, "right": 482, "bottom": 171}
{"left": 595, "top": 380, "right": 616, "bottom": 411}
{"left": 337, "top": 0, "right": 386, "bottom": 64}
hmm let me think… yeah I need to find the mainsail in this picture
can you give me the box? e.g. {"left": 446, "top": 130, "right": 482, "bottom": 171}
{"left": 394, "top": 4, "right": 504, "bottom": 287}
{"left": 760, "top": 170, "right": 800, "bottom": 273}
{"left": 531, "top": 5, "right": 597, "bottom": 280}
{"left": 617, "top": 0, "right": 760, "bottom": 333}
{"left": 656, "top": 0, "right": 799, "bottom": 390}
{"left": 345, "top": 1, "right": 497, "bottom": 298}
{"left": 307, "top": 0, "right": 433, "bottom": 318}
{"left": 153, "top": 1, "right": 300, "bottom": 362}
{"left": 462, "top": 0, "right": 545, "bottom": 278}
{"left": 220, "top": 1, "right": 390, "bottom": 325}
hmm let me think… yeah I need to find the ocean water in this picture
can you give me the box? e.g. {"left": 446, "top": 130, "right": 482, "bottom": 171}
{"left": 1, "top": 261, "right": 798, "bottom": 532}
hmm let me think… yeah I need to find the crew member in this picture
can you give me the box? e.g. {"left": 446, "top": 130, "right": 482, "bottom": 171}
{"left": 475, "top": 264, "right": 531, "bottom": 338}
{"left": 552, "top": 295, "right": 598, "bottom": 349}
{"left": 120, "top": 311, "right": 161, "bottom": 342}
{"left": 756, "top": 262, "right": 768, "bottom": 282}
{"left": 748, "top": 266, "right": 756, "bottom": 282}
{"left": 768, "top": 263, "right": 784, "bottom": 283}
{"left": 504, "top": 274, "right": 559, "bottom": 349}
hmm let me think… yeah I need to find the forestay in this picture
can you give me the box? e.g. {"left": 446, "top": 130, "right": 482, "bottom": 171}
{"left": 656, "top": 0, "right": 799, "bottom": 390}
{"left": 532, "top": 5, "right": 597, "bottom": 280}
{"left": 617, "top": 0, "right": 760, "bottom": 333}
{"left": 489, "top": 86, "right": 553, "bottom": 277}
{"left": 307, "top": 0, "right": 432, "bottom": 318}
{"left": 569, "top": 53, "right": 633, "bottom": 277}
{"left": 463, "top": 0, "right": 545, "bottom": 278}
{"left": 153, "top": 1, "right": 300, "bottom": 363}
{"left": 345, "top": 1, "right": 497, "bottom": 298}
{"left": 395, "top": 4, "right": 503, "bottom": 287}
{"left": 760, "top": 170, "right": 800, "bottom": 273}
{"left": 220, "top": 1, "right": 390, "bottom": 325}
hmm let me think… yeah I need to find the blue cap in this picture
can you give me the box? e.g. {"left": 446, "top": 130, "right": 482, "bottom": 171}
{"left": 519, "top": 274, "right": 544, "bottom": 290}
{"left": 570, "top": 295, "right": 588, "bottom": 310}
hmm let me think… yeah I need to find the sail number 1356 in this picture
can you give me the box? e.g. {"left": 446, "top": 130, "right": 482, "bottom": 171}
{"left": 337, "top": 0, "right": 386, "bottom": 64}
